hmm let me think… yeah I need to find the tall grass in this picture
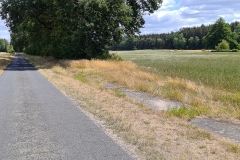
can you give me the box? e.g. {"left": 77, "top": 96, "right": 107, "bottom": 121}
{"left": 115, "top": 50, "right": 240, "bottom": 93}
{"left": 24, "top": 51, "right": 240, "bottom": 119}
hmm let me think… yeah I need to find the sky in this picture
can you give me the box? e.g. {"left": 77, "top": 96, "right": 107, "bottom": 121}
{"left": 141, "top": 0, "right": 240, "bottom": 34}
{"left": 0, "top": 0, "right": 240, "bottom": 41}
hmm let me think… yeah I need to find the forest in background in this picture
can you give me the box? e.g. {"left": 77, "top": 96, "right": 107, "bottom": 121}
{"left": 109, "top": 20, "right": 240, "bottom": 51}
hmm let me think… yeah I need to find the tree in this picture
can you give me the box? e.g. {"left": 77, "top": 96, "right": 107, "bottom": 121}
{"left": 173, "top": 33, "right": 186, "bottom": 49}
{"left": 155, "top": 38, "right": 165, "bottom": 49}
{"left": 204, "top": 17, "right": 238, "bottom": 49}
{"left": 0, "top": 0, "right": 163, "bottom": 59}
{"left": 194, "top": 36, "right": 200, "bottom": 49}
{"left": 0, "top": 39, "right": 9, "bottom": 52}
{"left": 188, "top": 37, "right": 195, "bottom": 49}
{"left": 234, "top": 24, "right": 240, "bottom": 43}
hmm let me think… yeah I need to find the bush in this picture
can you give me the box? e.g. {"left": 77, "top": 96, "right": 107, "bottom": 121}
{"left": 6, "top": 45, "right": 15, "bottom": 53}
{"left": 238, "top": 44, "right": 240, "bottom": 50}
{"left": 232, "top": 49, "right": 238, "bottom": 52}
{"left": 109, "top": 53, "right": 123, "bottom": 61}
{"left": 211, "top": 49, "right": 240, "bottom": 52}
{"left": 215, "top": 39, "right": 230, "bottom": 51}
{"left": 211, "top": 50, "right": 230, "bottom": 52}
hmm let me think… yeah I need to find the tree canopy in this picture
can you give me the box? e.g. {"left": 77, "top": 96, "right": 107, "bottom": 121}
{"left": 0, "top": 0, "right": 162, "bottom": 59}
{"left": 0, "top": 38, "right": 9, "bottom": 52}
{"left": 110, "top": 18, "right": 240, "bottom": 51}
{"left": 204, "top": 17, "right": 239, "bottom": 49}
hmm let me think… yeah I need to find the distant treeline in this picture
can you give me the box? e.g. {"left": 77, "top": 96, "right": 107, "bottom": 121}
{"left": 0, "top": 38, "right": 10, "bottom": 52}
{"left": 109, "top": 21, "right": 240, "bottom": 50}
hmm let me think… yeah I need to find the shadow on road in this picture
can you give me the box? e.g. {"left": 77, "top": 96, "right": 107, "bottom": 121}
{"left": 5, "top": 54, "right": 37, "bottom": 71}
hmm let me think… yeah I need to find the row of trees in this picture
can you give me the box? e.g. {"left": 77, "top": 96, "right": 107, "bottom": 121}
{"left": 0, "top": 38, "right": 14, "bottom": 53}
{"left": 110, "top": 18, "right": 240, "bottom": 50}
{"left": 0, "top": 38, "right": 9, "bottom": 52}
{"left": 0, "top": 0, "right": 163, "bottom": 59}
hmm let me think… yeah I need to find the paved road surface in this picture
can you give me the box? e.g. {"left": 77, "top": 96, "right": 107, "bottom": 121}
{"left": 191, "top": 118, "right": 240, "bottom": 144}
{"left": 0, "top": 54, "right": 133, "bottom": 159}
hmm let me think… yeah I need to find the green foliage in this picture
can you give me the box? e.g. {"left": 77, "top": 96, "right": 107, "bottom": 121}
{"left": 211, "top": 49, "right": 239, "bottom": 52}
{"left": 109, "top": 53, "right": 123, "bottom": 61}
{"left": 234, "top": 24, "right": 240, "bottom": 43}
{"left": 215, "top": 39, "right": 230, "bottom": 50}
{"left": 0, "top": 0, "right": 163, "bottom": 59}
{"left": 188, "top": 36, "right": 200, "bottom": 50}
{"left": 110, "top": 24, "right": 212, "bottom": 50}
{"left": 74, "top": 75, "right": 89, "bottom": 83}
{"left": 110, "top": 18, "right": 240, "bottom": 51}
{"left": 0, "top": 39, "right": 9, "bottom": 52}
{"left": 232, "top": 49, "right": 238, "bottom": 52}
{"left": 204, "top": 17, "right": 238, "bottom": 49}
{"left": 167, "top": 106, "right": 202, "bottom": 119}
{"left": 6, "top": 45, "right": 15, "bottom": 53}
{"left": 173, "top": 32, "right": 186, "bottom": 49}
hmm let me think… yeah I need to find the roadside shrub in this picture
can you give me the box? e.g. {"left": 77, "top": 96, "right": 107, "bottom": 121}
{"left": 211, "top": 49, "right": 239, "bottom": 52}
{"left": 215, "top": 39, "right": 230, "bottom": 51}
{"left": 232, "top": 49, "right": 238, "bottom": 52}
{"left": 6, "top": 45, "right": 15, "bottom": 53}
{"left": 109, "top": 53, "right": 123, "bottom": 61}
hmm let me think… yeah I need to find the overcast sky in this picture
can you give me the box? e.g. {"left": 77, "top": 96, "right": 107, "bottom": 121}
{"left": 0, "top": 0, "right": 240, "bottom": 41}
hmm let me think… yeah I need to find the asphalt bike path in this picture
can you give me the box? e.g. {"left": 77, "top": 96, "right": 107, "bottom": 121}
{"left": 0, "top": 54, "right": 132, "bottom": 159}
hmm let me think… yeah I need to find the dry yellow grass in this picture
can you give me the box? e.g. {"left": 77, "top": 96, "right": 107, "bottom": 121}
{"left": 71, "top": 60, "right": 162, "bottom": 88}
{"left": 27, "top": 54, "right": 240, "bottom": 119}
{"left": 23, "top": 54, "right": 240, "bottom": 159}
{"left": 0, "top": 52, "right": 14, "bottom": 75}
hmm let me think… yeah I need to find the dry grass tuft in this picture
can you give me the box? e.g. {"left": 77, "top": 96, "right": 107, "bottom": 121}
{"left": 70, "top": 60, "right": 162, "bottom": 92}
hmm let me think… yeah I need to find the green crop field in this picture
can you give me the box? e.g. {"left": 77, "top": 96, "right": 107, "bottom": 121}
{"left": 111, "top": 50, "right": 240, "bottom": 93}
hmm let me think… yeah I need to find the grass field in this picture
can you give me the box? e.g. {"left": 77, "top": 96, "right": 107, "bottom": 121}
{"left": 23, "top": 52, "right": 240, "bottom": 159}
{"left": 110, "top": 50, "right": 240, "bottom": 119}
{"left": 112, "top": 50, "right": 240, "bottom": 93}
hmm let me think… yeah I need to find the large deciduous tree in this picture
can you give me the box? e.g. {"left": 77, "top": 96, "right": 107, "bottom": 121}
{"left": 204, "top": 17, "right": 238, "bottom": 49}
{"left": 0, "top": 0, "right": 162, "bottom": 59}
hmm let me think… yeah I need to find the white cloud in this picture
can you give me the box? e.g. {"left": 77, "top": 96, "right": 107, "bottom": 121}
{"left": 161, "top": 0, "right": 176, "bottom": 9}
{"left": 141, "top": 0, "right": 240, "bottom": 34}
